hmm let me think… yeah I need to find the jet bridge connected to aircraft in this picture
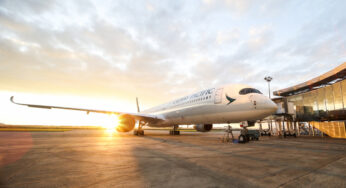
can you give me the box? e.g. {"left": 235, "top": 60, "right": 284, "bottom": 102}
{"left": 271, "top": 62, "right": 346, "bottom": 139}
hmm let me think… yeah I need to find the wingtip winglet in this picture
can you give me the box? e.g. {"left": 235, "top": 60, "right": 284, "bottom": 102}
{"left": 10, "top": 96, "right": 15, "bottom": 103}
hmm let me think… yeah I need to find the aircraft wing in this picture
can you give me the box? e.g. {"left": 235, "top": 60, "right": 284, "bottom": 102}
{"left": 10, "top": 96, "right": 164, "bottom": 123}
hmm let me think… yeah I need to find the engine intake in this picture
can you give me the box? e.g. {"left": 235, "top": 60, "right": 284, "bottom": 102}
{"left": 116, "top": 114, "right": 135, "bottom": 132}
{"left": 194, "top": 124, "right": 213, "bottom": 132}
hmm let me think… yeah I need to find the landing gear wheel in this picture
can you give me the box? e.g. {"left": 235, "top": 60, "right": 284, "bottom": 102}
{"left": 133, "top": 129, "right": 144, "bottom": 136}
{"left": 138, "top": 129, "right": 144, "bottom": 135}
{"left": 169, "top": 130, "right": 180, "bottom": 135}
{"left": 170, "top": 125, "right": 180, "bottom": 135}
{"left": 246, "top": 135, "right": 251, "bottom": 142}
{"left": 238, "top": 135, "right": 246, "bottom": 143}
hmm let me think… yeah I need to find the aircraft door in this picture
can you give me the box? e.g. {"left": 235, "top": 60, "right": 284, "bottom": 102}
{"left": 214, "top": 88, "right": 223, "bottom": 104}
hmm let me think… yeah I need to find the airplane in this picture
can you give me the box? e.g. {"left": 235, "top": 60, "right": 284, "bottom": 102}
{"left": 10, "top": 84, "right": 277, "bottom": 142}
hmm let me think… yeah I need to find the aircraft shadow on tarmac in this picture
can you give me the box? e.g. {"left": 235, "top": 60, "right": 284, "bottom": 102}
{"left": 130, "top": 145, "right": 258, "bottom": 188}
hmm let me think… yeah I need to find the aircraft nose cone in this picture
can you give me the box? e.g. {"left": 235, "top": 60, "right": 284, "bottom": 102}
{"left": 268, "top": 99, "right": 278, "bottom": 113}
{"left": 257, "top": 95, "right": 277, "bottom": 112}
{"left": 251, "top": 94, "right": 277, "bottom": 114}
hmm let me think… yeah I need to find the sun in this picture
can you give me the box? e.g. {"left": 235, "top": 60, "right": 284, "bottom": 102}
{"left": 100, "top": 114, "right": 120, "bottom": 134}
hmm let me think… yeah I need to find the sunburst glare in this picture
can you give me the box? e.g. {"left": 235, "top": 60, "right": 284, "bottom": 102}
{"left": 100, "top": 113, "right": 120, "bottom": 135}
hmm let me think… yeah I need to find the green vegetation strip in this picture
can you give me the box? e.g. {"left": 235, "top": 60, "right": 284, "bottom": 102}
{"left": 0, "top": 128, "right": 72, "bottom": 132}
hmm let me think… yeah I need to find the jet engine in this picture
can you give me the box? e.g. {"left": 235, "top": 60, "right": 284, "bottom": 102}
{"left": 194, "top": 124, "right": 213, "bottom": 132}
{"left": 116, "top": 114, "right": 136, "bottom": 132}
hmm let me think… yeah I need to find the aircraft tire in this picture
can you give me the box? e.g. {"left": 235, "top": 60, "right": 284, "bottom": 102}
{"left": 246, "top": 135, "right": 250, "bottom": 142}
{"left": 238, "top": 135, "right": 246, "bottom": 143}
{"left": 169, "top": 130, "right": 180, "bottom": 135}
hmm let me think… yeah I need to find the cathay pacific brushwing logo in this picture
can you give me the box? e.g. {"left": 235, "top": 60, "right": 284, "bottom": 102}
{"left": 226, "top": 94, "right": 236, "bottom": 105}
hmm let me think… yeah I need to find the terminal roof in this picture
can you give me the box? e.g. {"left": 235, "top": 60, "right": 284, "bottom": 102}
{"left": 273, "top": 62, "right": 346, "bottom": 97}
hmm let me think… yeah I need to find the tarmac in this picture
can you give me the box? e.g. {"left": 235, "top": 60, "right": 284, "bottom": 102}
{"left": 0, "top": 130, "right": 345, "bottom": 188}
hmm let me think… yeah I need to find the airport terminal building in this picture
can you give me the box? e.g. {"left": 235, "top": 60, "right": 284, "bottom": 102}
{"left": 272, "top": 62, "right": 346, "bottom": 138}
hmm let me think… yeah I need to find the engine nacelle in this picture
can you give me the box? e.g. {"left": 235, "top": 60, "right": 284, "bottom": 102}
{"left": 193, "top": 124, "right": 213, "bottom": 132}
{"left": 116, "top": 114, "right": 135, "bottom": 132}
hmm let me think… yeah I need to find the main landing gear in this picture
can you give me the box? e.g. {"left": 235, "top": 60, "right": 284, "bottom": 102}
{"left": 133, "top": 121, "right": 145, "bottom": 136}
{"left": 169, "top": 125, "right": 180, "bottom": 135}
{"left": 133, "top": 129, "right": 144, "bottom": 136}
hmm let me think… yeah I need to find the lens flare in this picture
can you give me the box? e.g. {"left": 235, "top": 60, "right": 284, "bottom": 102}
{"left": 100, "top": 114, "right": 120, "bottom": 135}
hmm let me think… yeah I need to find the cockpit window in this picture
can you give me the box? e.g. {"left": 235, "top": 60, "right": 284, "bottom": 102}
{"left": 239, "top": 88, "right": 262, "bottom": 95}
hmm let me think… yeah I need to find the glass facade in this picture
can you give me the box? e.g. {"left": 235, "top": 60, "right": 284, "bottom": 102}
{"left": 325, "top": 85, "right": 335, "bottom": 111}
{"left": 333, "top": 82, "right": 343, "bottom": 110}
{"left": 342, "top": 80, "right": 346, "bottom": 109}
{"left": 286, "top": 80, "right": 345, "bottom": 121}
{"left": 288, "top": 94, "right": 304, "bottom": 120}
{"left": 317, "top": 87, "right": 327, "bottom": 119}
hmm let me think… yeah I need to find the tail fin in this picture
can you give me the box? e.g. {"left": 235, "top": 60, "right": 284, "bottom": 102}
{"left": 136, "top": 97, "right": 140, "bottom": 112}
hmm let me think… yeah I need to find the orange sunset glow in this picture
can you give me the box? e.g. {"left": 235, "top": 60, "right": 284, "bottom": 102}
{"left": 100, "top": 114, "right": 120, "bottom": 134}
{"left": 0, "top": 0, "right": 345, "bottom": 127}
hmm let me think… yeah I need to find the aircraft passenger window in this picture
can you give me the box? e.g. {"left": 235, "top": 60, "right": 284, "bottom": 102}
{"left": 239, "top": 88, "right": 262, "bottom": 95}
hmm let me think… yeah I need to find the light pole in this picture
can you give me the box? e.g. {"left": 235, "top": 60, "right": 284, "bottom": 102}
{"left": 264, "top": 76, "right": 273, "bottom": 135}
{"left": 264, "top": 76, "right": 273, "bottom": 99}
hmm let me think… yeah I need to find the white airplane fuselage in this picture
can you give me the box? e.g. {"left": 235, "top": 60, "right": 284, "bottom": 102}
{"left": 142, "top": 84, "right": 277, "bottom": 127}
{"left": 10, "top": 83, "right": 277, "bottom": 132}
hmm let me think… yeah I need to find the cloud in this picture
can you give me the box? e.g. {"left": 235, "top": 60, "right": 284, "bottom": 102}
{"left": 0, "top": 0, "right": 345, "bottom": 109}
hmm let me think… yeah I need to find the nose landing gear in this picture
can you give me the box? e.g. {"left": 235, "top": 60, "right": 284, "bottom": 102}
{"left": 238, "top": 121, "right": 260, "bottom": 143}
{"left": 238, "top": 127, "right": 249, "bottom": 143}
{"left": 238, "top": 134, "right": 247, "bottom": 143}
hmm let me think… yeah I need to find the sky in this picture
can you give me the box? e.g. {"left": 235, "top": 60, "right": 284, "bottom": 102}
{"left": 0, "top": 0, "right": 345, "bottom": 125}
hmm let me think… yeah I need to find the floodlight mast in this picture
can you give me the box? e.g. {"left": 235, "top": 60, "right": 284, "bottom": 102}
{"left": 264, "top": 76, "right": 273, "bottom": 99}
